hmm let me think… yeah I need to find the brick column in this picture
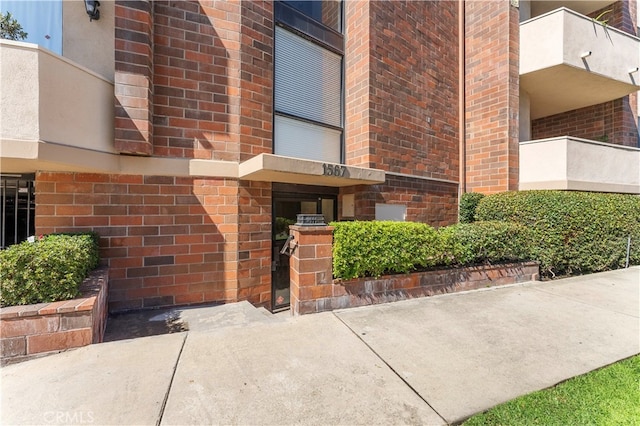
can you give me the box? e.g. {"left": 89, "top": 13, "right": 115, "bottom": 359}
{"left": 288, "top": 225, "right": 334, "bottom": 315}
{"left": 465, "top": 0, "right": 520, "bottom": 193}
{"left": 114, "top": 0, "right": 153, "bottom": 155}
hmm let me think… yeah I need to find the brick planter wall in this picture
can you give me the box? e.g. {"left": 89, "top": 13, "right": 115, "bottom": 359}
{"left": 295, "top": 261, "right": 540, "bottom": 315}
{"left": 0, "top": 267, "right": 109, "bottom": 365}
{"left": 289, "top": 224, "right": 539, "bottom": 315}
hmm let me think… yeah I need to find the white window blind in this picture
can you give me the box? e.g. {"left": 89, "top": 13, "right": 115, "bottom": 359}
{"left": 274, "top": 115, "right": 341, "bottom": 163}
{"left": 274, "top": 26, "right": 342, "bottom": 127}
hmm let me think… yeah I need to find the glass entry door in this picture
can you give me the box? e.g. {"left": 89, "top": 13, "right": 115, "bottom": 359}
{"left": 272, "top": 193, "right": 336, "bottom": 311}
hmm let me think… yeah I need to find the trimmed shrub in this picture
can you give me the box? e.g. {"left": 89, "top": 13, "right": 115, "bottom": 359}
{"left": 332, "top": 221, "right": 442, "bottom": 279}
{"left": 438, "top": 221, "right": 532, "bottom": 266}
{"left": 0, "top": 233, "right": 100, "bottom": 307}
{"left": 331, "top": 221, "right": 532, "bottom": 280}
{"left": 459, "top": 192, "right": 485, "bottom": 223}
{"left": 475, "top": 190, "right": 640, "bottom": 278}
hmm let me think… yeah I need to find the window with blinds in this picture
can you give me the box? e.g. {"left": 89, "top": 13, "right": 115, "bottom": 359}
{"left": 274, "top": 2, "right": 344, "bottom": 163}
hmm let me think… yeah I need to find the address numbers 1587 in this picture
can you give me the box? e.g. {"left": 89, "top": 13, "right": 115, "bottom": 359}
{"left": 322, "top": 163, "right": 347, "bottom": 177}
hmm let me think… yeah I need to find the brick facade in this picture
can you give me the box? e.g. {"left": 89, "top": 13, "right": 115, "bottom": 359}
{"left": 150, "top": 1, "right": 273, "bottom": 161}
{"left": 465, "top": 0, "right": 520, "bottom": 193}
{"left": 114, "top": 0, "right": 154, "bottom": 155}
{"left": 35, "top": 172, "right": 272, "bottom": 311}
{"left": 339, "top": 175, "right": 458, "bottom": 228}
{"left": 343, "top": 0, "right": 460, "bottom": 226}
{"left": 532, "top": 97, "right": 639, "bottom": 147}
{"left": 6, "top": 0, "right": 636, "bottom": 315}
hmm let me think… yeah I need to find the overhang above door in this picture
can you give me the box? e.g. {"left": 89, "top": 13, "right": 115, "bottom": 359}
{"left": 239, "top": 154, "right": 385, "bottom": 187}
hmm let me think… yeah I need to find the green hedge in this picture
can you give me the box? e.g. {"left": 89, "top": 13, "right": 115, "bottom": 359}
{"left": 459, "top": 192, "right": 485, "bottom": 224}
{"left": 439, "top": 221, "right": 532, "bottom": 266}
{"left": 0, "top": 233, "right": 100, "bottom": 307}
{"left": 332, "top": 221, "right": 442, "bottom": 279}
{"left": 475, "top": 190, "right": 640, "bottom": 278}
{"left": 331, "top": 220, "right": 531, "bottom": 280}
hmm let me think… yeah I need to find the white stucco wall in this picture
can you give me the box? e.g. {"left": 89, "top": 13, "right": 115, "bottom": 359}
{"left": 520, "top": 137, "right": 640, "bottom": 194}
{"left": 0, "top": 41, "right": 40, "bottom": 142}
{"left": 521, "top": 8, "right": 640, "bottom": 84}
{"left": 0, "top": 40, "right": 114, "bottom": 153}
{"left": 62, "top": 0, "right": 114, "bottom": 81}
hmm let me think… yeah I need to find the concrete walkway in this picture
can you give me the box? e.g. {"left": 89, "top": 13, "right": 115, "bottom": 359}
{"left": 2, "top": 267, "right": 638, "bottom": 425}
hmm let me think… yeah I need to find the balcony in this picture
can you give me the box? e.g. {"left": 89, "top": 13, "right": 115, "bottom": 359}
{"left": 519, "top": 137, "right": 640, "bottom": 194}
{"left": 520, "top": 8, "right": 640, "bottom": 119}
{"left": 0, "top": 40, "right": 115, "bottom": 173}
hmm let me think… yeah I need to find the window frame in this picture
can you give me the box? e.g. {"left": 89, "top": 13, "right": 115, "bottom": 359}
{"left": 273, "top": 1, "right": 346, "bottom": 163}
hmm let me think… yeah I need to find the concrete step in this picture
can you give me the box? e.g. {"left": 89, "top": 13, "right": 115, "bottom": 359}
{"left": 163, "top": 301, "right": 285, "bottom": 333}
{"left": 104, "top": 301, "right": 286, "bottom": 342}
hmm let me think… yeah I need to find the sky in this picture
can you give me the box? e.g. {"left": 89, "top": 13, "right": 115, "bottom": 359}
{"left": 0, "top": 0, "right": 62, "bottom": 53}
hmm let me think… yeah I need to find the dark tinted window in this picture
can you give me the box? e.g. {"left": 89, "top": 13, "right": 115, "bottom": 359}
{"left": 281, "top": 1, "right": 341, "bottom": 33}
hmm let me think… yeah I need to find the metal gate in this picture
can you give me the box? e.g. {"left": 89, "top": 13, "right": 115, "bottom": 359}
{"left": 1, "top": 174, "right": 35, "bottom": 249}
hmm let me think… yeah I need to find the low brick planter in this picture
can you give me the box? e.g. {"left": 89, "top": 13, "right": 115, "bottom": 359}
{"left": 295, "top": 261, "right": 540, "bottom": 315}
{"left": 0, "top": 267, "right": 109, "bottom": 365}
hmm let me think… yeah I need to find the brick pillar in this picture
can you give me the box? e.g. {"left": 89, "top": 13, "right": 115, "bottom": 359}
{"left": 465, "top": 0, "right": 520, "bottom": 193}
{"left": 288, "top": 225, "right": 334, "bottom": 315}
{"left": 114, "top": 0, "right": 153, "bottom": 155}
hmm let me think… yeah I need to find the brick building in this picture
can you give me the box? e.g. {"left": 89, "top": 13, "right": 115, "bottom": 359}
{"left": 1, "top": 0, "right": 638, "bottom": 312}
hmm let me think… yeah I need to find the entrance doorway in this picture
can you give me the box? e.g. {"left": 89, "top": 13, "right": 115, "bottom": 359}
{"left": 272, "top": 190, "right": 336, "bottom": 311}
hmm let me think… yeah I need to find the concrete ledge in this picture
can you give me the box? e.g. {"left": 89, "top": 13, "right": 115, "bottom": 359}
{"left": 239, "top": 153, "right": 386, "bottom": 187}
{"left": 296, "top": 262, "right": 540, "bottom": 315}
{"left": 0, "top": 267, "right": 109, "bottom": 365}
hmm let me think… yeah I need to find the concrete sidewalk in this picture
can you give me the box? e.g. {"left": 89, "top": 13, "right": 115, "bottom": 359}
{"left": 2, "top": 267, "right": 638, "bottom": 425}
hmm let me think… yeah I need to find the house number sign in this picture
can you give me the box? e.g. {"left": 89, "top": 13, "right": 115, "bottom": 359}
{"left": 322, "top": 163, "right": 347, "bottom": 177}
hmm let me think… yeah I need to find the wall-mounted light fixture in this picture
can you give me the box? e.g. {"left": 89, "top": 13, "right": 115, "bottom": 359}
{"left": 84, "top": 0, "right": 100, "bottom": 21}
{"left": 580, "top": 51, "right": 592, "bottom": 59}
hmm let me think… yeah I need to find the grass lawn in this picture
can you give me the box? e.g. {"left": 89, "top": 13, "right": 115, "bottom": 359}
{"left": 463, "top": 355, "right": 640, "bottom": 426}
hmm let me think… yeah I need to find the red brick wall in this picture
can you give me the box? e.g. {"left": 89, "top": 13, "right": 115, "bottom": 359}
{"left": 294, "top": 261, "right": 540, "bottom": 315}
{"left": 114, "top": 0, "right": 153, "bottom": 155}
{"left": 367, "top": 0, "right": 459, "bottom": 182}
{"left": 100, "top": 1, "right": 276, "bottom": 310}
{"left": 34, "top": 172, "right": 274, "bottom": 312}
{"left": 531, "top": 97, "right": 639, "bottom": 147}
{"left": 236, "top": 181, "right": 271, "bottom": 305}
{"left": 343, "top": 0, "right": 460, "bottom": 225}
{"left": 152, "top": 0, "right": 240, "bottom": 160}
{"left": 465, "top": 0, "right": 520, "bottom": 193}
{"left": 114, "top": 0, "right": 275, "bottom": 161}
{"left": 344, "top": 0, "right": 371, "bottom": 167}
{"left": 238, "top": 1, "right": 274, "bottom": 161}
{"left": 340, "top": 175, "right": 458, "bottom": 228}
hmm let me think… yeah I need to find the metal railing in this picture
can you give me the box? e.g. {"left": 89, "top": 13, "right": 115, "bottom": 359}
{"left": 1, "top": 175, "right": 35, "bottom": 249}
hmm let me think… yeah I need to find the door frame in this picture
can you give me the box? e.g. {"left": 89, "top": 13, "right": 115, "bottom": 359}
{"left": 271, "top": 188, "right": 337, "bottom": 312}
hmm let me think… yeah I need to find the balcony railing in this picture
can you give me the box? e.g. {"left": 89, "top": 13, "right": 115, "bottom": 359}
{"left": 520, "top": 8, "right": 640, "bottom": 119}
{"left": 519, "top": 137, "right": 640, "bottom": 194}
